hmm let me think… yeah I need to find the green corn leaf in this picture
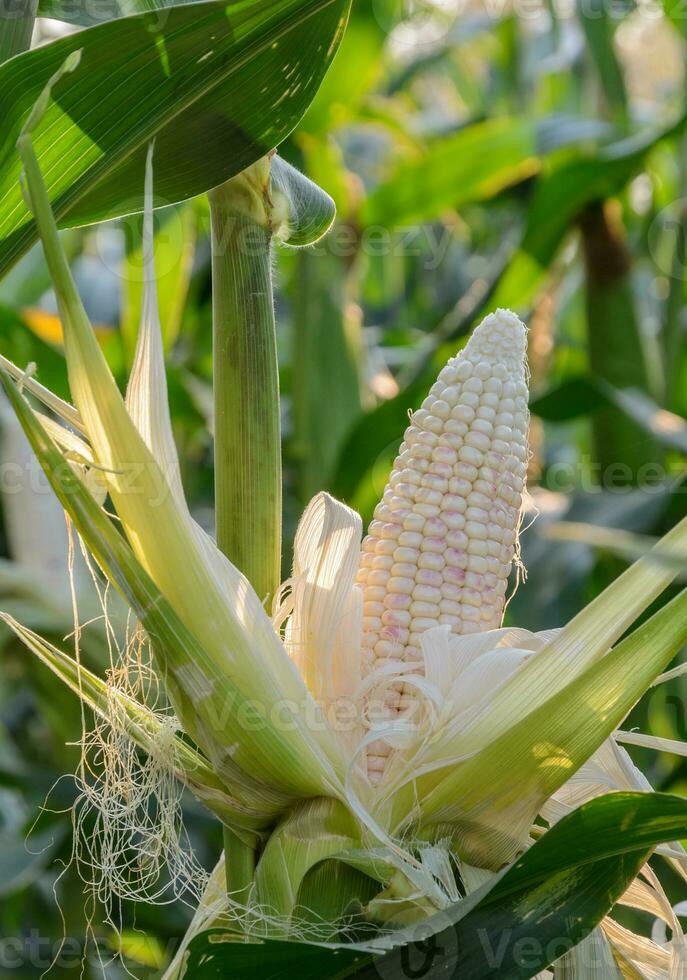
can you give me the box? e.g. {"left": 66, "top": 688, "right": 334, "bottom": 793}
{"left": 181, "top": 932, "right": 366, "bottom": 979}
{"left": 0, "top": 0, "right": 351, "bottom": 280}
{"left": 181, "top": 792, "right": 687, "bottom": 980}
{"left": 14, "top": 90, "right": 345, "bottom": 808}
{"left": 0, "top": 367, "right": 307, "bottom": 832}
{"left": 532, "top": 374, "right": 687, "bottom": 456}
{"left": 545, "top": 522, "right": 687, "bottom": 579}
{"left": 290, "top": 246, "right": 364, "bottom": 504}
{"left": 530, "top": 376, "right": 608, "bottom": 421}
{"left": 360, "top": 115, "right": 612, "bottom": 230}
{"left": 330, "top": 377, "right": 430, "bottom": 518}
{"left": 408, "top": 792, "right": 687, "bottom": 980}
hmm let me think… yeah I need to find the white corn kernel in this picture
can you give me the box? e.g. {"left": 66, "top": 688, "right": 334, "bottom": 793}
{"left": 356, "top": 309, "right": 529, "bottom": 782}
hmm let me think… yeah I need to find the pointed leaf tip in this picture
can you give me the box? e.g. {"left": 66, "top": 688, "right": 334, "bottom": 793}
{"left": 19, "top": 49, "right": 82, "bottom": 144}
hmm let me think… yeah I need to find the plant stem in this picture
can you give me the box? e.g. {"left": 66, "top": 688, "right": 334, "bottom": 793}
{"left": 223, "top": 824, "right": 257, "bottom": 908}
{"left": 0, "top": 0, "right": 37, "bottom": 63}
{"left": 209, "top": 178, "right": 282, "bottom": 606}
{"left": 208, "top": 161, "right": 282, "bottom": 904}
{"left": 579, "top": 200, "right": 661, "bottom": 481}
{"left": 664, "top": 131, "right": 687, "bottom": 413}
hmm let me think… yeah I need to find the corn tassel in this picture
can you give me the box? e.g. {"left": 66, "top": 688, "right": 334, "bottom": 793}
{"left": 357, "top": 310, "right": 529, "bottom": 781}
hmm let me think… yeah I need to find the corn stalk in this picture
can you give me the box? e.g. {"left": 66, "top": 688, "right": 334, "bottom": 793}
{"left": 209, "top": 155, "right": 338, "bottom": 904}
{"left": 210, "top": 160, "right": 283, "bottom": 608}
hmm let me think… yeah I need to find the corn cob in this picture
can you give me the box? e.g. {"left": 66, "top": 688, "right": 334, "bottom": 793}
{"left": 357, "top": 309, "right": 529, "bottom": 782}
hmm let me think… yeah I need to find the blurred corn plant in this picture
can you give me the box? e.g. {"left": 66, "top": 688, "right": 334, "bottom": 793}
{"left": 1, "top": 24, "right": 687, "bottom": 976}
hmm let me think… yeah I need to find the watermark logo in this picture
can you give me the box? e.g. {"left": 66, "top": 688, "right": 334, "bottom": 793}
{"left": 372, "top": 0, "right": 459, "bottom": 47}
{"left": 374, "top": 910, "right": 459, "bottom": 980}
{"left": 93, "top": 196, "right": 184, "bottom": 284}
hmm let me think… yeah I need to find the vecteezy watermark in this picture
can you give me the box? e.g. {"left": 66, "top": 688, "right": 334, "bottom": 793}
{"left": 313, "top": 223, "right": 453, "bottom": 272}
{"left": 372, "top": 0, "right": 459, "bottom": 49}
{"left": 369, "top": 0, "right": 668, "bottom": 46}
{"left": 0, "top": 931, "right": 178, "bottom": 970}
{"left": 0, "top": 933, "right": 83, "bottom": 971}
{"left": 0, "top": 0, "right": 173, "bottom": 28}
{"left": 367, "top": 436, "right": 686, "bottom": 502}
{"left": 374, "top": 910, "right": 459, "bottom": 980}
{"left": 372, "top": 922, "right": 630, "bottom": 978}
{"left": 210, "top": 217, "right": 454, "bottom": 272}
{"left": 148, "top": 683, "right": 430, "bottom": 737}
{"left": 95, "top": 204, "right": 454, "bottom": 282}
{"left": 0, "top": 448, "right": 683, "bottom": 511}
{"left": 93, "top": 196, "right": 186, "bottom": 284}
{"left": 0, "top": 456, "right": 175, "bottom": 508}
{"left": 544, "top": 458, "right": 674, "bottom": 496}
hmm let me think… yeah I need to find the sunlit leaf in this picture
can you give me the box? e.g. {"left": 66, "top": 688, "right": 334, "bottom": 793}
{"left": 361, "top": 115, "right": 613, "bottom": 230}
{"left": 0, "top": 0, "right": 351, "bottom": 280}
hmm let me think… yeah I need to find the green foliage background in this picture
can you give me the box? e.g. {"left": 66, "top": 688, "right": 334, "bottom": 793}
{"left": 0, "top": 0, "right": 687, "bottom": 974}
